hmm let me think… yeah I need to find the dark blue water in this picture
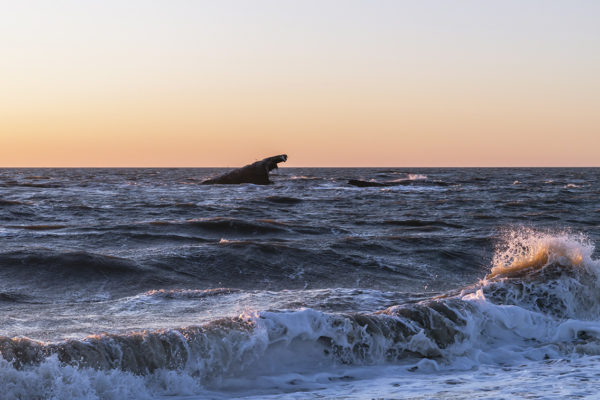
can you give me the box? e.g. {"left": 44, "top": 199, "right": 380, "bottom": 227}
{"left": 0, "top": 168, "right": 599, "bottom": 399}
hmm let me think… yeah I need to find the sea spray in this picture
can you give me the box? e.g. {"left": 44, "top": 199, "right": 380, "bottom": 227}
{"left": 488, "top": 228, "right": 595, "bottom": 279}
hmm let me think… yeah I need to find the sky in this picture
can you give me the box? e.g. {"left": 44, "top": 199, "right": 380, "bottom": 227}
{"left": 1, "top": 0, "right": 599, "bottom": 167}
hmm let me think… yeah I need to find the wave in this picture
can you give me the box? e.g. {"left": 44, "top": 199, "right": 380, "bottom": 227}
{"left": 348, "top": 178, "right": 451, "bottom": 188}
{"left": 383, "top": 219, "right": 463, "bottom": 229}
{"left": 389, "top": 174, "right": 428, "bottom": 182}
{"left": 142, "top": 288, "right": 239, "bottom": 300}
{"left": 0, "top": 182, "right": 63, "bottom": 189}
{"left": 563, "top": 183, "right": 587, "bottom": 189}
{"left": 0, "top": 306, "right": 470, "bottom": 381}
{"left": 0, "top": 199, "right": 27, "bottom": 206}
{"left": 6, "top": 225, "right": 68, "bottom": 231}
{"left": 173, "top": 202, "right": 197, "bottom": 208}
{"left": 487, "top": 228, "right": 592, "bottom": 279}
{"left": 144, "top": 217, "right": 336, "bottom": 238}
{"left": 479, "top": 228, "right": 600, "bottom": 320}
{"left": 1, "top": 230, "right": 599, "bottom": 398}
{"left": 287, "top": 175, "right": 321, "bottom": 181}
{"left": 0, "top": 291, "right": 35, "bottom": 303}
{"left": 148, "top": 218, "right": 288, "bottom": 235}
{"left": 0, "top": 250, "right": 141, "bottom": 276}
{"left": 0, "top": 250, "right": 149, "bottom": 300}
{"left": 263, "top": 196, "right": 303, "bottom": 204}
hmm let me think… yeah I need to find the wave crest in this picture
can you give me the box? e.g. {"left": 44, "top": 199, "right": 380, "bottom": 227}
{"left": 477, "top": 229, "right": 600, "bottom": 320}
{"left": 488, "top": 228, "right": 595, "bottom": 279}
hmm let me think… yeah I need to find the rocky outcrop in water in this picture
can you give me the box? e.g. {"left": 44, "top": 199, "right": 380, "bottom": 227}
{"left": 202, "top": 154, "right": 287, "bottom": 185}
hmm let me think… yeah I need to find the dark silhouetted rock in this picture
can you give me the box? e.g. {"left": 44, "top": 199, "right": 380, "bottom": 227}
{"left": 347, "top": 179, "right": 387, "bottom": 187}
{"left": 202, "top": 154, "right": 287, "bottom": 185}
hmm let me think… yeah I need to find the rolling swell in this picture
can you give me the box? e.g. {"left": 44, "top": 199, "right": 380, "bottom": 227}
{"left": 154, "top": 240, "right": 422, "bottom": 290}
{"left": 383, "top": 219, "right": 464, "bottom": 229}
{"left": 263, "top": 195, "right": 303, "bottom": 204}
{"left": 37, "top": 218, "right": 316, "bottom": 237}
{"left": 0, "top": 199, "right": 27, "bottom": 206}
{"left": 0, "top": 250, "right": 141, "bottom": 277}
{"left": 149, "top": 218, "right": 289, "bottom": 236}
{"left": 6, "top": 224, "right": 68, "bottom": 231}
{"left": 142, "top": 288, "right": 240, "bottom": 300}
{"left": 0, "top": 250, "right": 162, "bottom": 300}
{"left": 0, "top": 291, "right": 35, "bottom": 303}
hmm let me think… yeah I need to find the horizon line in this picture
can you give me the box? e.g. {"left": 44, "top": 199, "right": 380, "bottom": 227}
{"left": 1, "top": 165, "right": 599, "bottom": 169}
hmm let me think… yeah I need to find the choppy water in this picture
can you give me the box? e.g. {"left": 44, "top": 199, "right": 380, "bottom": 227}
{"left": 0, "top": 167, "right": 599, "bottom": 399}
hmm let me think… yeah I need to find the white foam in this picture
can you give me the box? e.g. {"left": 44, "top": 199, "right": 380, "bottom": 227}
{"left": 0, "top": 355, "right": 203, "bottom": 400}
{"left": 408, "top": 174, "right": 428, "bottom": 181}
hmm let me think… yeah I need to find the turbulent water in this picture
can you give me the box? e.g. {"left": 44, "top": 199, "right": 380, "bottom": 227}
{"left": 0, "top": 167, "right": 599, "bottom": 399}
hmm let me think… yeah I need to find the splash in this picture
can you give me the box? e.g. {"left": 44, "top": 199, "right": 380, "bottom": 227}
{"left": 564, "top": 183, "right": 583, "bottom": 189}
{"left": 390, "top": 174, "right": 428, "bottom": 183}
{"left": 487, "top": 228, "right": 594, "bottom": 279}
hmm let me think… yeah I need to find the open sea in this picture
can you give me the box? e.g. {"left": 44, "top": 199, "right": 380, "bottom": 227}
{"left": 0, "top": 167, "right": 599, "bottom": 399}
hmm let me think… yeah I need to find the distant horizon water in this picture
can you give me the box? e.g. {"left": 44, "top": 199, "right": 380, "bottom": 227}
{"left": 2, "top": 165, "right": 600, "bottom": 168}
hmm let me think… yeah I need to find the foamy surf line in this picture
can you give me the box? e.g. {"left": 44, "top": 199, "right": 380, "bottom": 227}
{"left": 1, "top": 230, "right": 600, "bottom": 399}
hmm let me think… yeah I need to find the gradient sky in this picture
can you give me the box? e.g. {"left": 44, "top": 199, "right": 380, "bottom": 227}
{"left": 2, "top": 0, "right": 599, "bottom": 167}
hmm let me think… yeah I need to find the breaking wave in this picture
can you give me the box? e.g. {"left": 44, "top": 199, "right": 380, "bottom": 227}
{"left": 488, "top": 228, "right": 592, "bottom": 279}
{"left": 1, "top": 230, "right": 599, "bottom": 398}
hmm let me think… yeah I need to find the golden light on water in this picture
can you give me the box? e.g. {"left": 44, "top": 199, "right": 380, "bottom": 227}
{"left": 488, "top": 230, "right": 589, "bottom": 279}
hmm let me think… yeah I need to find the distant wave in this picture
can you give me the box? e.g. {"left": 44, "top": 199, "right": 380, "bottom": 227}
{"left": 263, "top": 196, "right": 303, "bottom": 204}
{"left": 0, "top": 250, "right": 144, "bottom": 298}
{"left": 0, "top": 249, "right": 140, "bottom": 274}
{"left": 142, "top": 288, "right": 239, "bottom": 300}
{"left": 389, "top": 174, "right": 428, "bottom": 182}
{"left": 0, "top": 290, "right": 35, "bottom": 303}
{"left": 0, "top": 182, "right": 63, "bottom": 188}
{"left": 348, "top": 178, "right": 450, "bottom": 188}
{"left": 287, "top": 175, "right": 321, "bottom": 180}
{"left": 143, "top": 217, "right": 337, "bottom": 238}
{"left": 0, "top": 199, "right": 27, "bottom": 206}
{"left": 6, "top": 225, "right": 68, "bottom": 231}
{"left": 563, "top": 183, "right": 586, "bottom": 189}
{"left": 383, "top": 219, "right": 464, "bottom": 229}
{"left": 148, "top": 217, "right": 288, "bottom": 235}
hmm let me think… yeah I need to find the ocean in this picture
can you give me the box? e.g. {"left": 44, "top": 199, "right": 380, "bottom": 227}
{"left": 0, "top": 167, "right": 599, "bottom": 399}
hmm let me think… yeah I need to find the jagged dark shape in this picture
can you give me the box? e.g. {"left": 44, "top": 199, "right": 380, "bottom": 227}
{"left": 348, "top": 179, "right": 387, "bottom": 188}
{"left": 202, "top": 154, "right": 288, "bottom": 185}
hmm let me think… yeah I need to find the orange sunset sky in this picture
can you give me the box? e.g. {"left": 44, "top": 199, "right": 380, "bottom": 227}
{"left": 2, "top": 1, "right": 599, "bottom": 167}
